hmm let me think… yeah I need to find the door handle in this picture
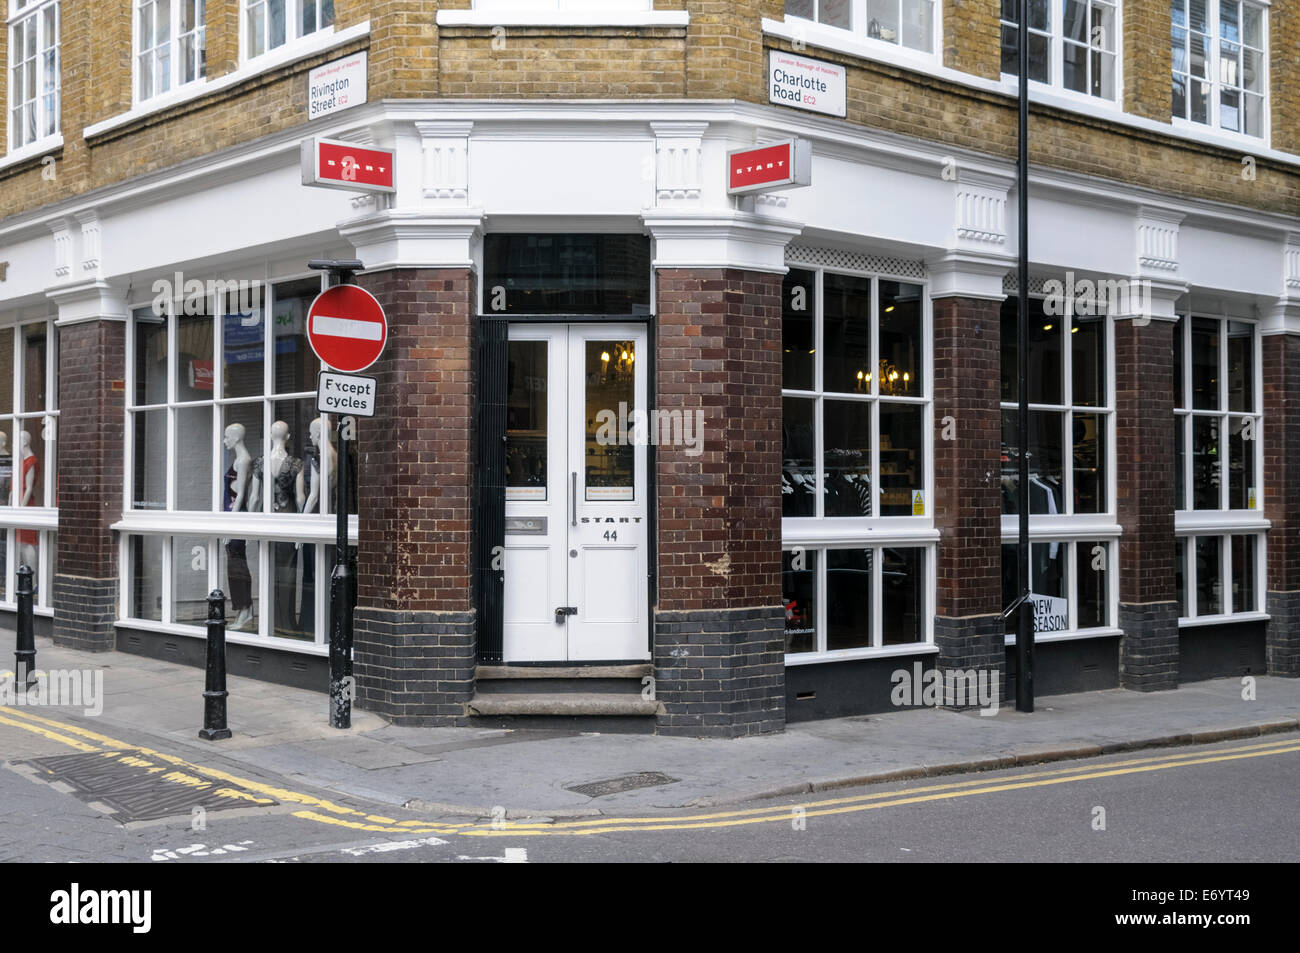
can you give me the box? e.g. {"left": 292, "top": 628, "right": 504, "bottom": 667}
{"left": 555, "top": 606, "right": 577, "bottom": 624}
{"left": 571, "top": 471, "right": 577, "bottom": 526}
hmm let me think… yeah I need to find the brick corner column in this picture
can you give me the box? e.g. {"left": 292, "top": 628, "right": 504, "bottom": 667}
{"left": 1114, "top": 314, "right": 1180, "bottom": 691}
{"left": 352, "top": 266, "right": 478, "bottom": 725}
{"left": 931, "top": 293, "right": 1007, "bottom": 706}
{"left": 52, "top": 284, "right": 128, "bottom": 652}
{"left": 1263, "top": 328, "right": 1300, "bottom": 676}
{"left": 653, "top": 266, "right": 786, "bottom": 738}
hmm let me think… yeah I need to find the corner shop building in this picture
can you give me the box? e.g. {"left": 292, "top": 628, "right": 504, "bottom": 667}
{"left": 5, "top": 99, "right": 1300, "bottom": 736}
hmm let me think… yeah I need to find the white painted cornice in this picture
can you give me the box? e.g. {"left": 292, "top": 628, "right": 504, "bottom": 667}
{"left": 337, "top": 208, "right": 485, "bottom": 271}
{"left": 926, "top": 249, "right": 1014, "bottom": 301}
{"left": 643, "top": 209, "right": 802, "bottom": 274}
{"left": 47, "top": 278, "right": 131, "bottom": 325}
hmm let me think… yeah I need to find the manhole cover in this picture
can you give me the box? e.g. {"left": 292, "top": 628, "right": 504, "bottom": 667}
{"left": 22, "top": 751, "right": 278, "bottom": 823}
{"left": 565, "top": 771, "right": 679, "bottom": 798}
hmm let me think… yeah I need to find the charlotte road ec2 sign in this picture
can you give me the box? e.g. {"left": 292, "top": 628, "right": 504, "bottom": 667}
{"left": 768, "top": 50, "right": 846, "bottom": 118}
{"left": 727, "top": 139, "right": 812, "bottom": 195}
{"left": 300, "top": 136, "right": 395, "bottom": 193}
{"left": 318, "top": 371, "right": 377, "bottom": 418}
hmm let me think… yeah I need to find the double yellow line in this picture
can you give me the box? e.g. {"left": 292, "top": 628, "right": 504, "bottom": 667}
{"left": 2, "top": 703, "right": 1296, "bottom": 838}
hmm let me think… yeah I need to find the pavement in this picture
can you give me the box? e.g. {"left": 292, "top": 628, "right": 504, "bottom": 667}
{"left": 3, "top": 628, "right": 1298, "bottom": 819}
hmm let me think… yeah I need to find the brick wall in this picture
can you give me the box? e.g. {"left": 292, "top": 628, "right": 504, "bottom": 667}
{"left": 54, "top": 318, "right": 125, "bottom": 651}
{"left": 1114, "top": 317, "right": 1179, "bottom": 690}
{"left": 350, "top": 267, "right": 478, "bottom": 725}
{"left": 1263, "top": 332, "right": 1300, "bottom": 676}
{"left": 653, "top": 267, "right": 786, "bottom": 735}
{"left": 354, "top": 268, "right": 476, "bottom": 612}
{"left": 1, "top": 2, "right": 1298, "bottom": 222}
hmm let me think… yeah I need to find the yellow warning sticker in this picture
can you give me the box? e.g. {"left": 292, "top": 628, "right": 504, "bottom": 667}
{"left": 912, "top": 490, "right": 925, "bottom": 516}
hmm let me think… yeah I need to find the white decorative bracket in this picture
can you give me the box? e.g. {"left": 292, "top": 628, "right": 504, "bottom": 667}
{"left": 953, "top": 169, "right": 1009, "bottom": 249}
{"left": 650, "top": 121, "right": 706, "bottom": 206}
{"left": 49, "top": 219, "right": 73, "bottom": 282}
{"left": 1136, "top": 206, "right": 1183, "bottom": 276}
{"left": 415, "top": 120, "right": 472, "bottom": 205}
{"left": 75, "top": 210, "right": 101, "bottom": 277}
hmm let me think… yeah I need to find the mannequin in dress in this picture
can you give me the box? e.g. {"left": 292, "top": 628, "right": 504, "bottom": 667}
{"left": 16, "top": 430, "right": 38, "bottom": 571}
{"left": 222, "top": 423, "right": 255, "bottom": 631}
{"left": 294, "top": 417, "right": 337, "bottom": 632}
{"left": 251, "top": 420, "right": 303, "bottom": 636}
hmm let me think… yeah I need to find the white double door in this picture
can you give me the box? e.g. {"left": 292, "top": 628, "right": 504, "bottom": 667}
{"left": 503, "top": 323, "right": 649, "bottom": 662}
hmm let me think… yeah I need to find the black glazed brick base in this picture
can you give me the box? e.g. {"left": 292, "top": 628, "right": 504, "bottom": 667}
{"left": 354, "top": 608, "right": 476, "bottom": 726}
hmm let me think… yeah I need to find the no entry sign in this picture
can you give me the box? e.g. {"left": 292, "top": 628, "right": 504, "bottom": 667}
{"left": 306, "top": 284, "right": 387, "bottom": 373}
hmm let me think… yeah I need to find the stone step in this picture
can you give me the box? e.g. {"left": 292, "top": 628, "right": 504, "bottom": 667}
{"left": 475, "top": 664, "right": 653, "bottom": 680}
{"left": 466, "top": 693, "right": 663, "bottom": 718}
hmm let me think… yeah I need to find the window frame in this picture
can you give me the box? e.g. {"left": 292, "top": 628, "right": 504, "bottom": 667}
{"left": 1172, "top": 313, "right": 1267, "bottom": 624}
{"left": 999, "top": 0, "right": 1123, "bottom": 106}
{"left": 133, "top": 0, "right": 207, "bottom": 105}
{"left": 118, "top": 273, "right": 348, "bottom": 652}
{"left": 6, "top": 0, "right": 60, "bottom": 153}
{"left": 999, "top": 292, "right": 1120, "bottom": 641}
{"left": 1170, "top": 0, "right": 1269, "bottom": 141}
{"left": 784, "top": 0, "right": 941, "bottom": 60}
{"left": 241, "top": 0, "right": 334, "bottom": 64}
{"left": 0, "top": 315, "right": 60, "bottom": 612}
{"left": 780, "top": 260, "right": 937, "bottom": 661}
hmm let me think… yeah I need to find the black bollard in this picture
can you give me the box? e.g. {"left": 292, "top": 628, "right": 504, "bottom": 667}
{"left": 14, "top": 564, "right": 35, "bottom": 690}
{"left": 199, "top": 589, "right": 232, "bottom": 741}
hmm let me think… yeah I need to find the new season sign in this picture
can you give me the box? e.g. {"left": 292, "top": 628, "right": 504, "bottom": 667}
{"left": 768, "top": 50, "right": 846, "bottom": 117}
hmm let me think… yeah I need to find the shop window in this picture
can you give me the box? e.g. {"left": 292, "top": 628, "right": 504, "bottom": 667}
{"left": 0, "top": 318, "right": 58, "bottom": 608}
{"left": 1000, "top": 0, "right": 1118, "bottom": 101}
{"left": 782, "top": 268, "right": 927, "bottom": 521}
{"left": 1002, "top": 539, "right": 1112, "bottom": 635}
{"left": 134, "top": 0, "right": 206, "bottom": 102}
{"left": 7, "top": 0, "right": 60, "bottom": 151}
{"left": 1174, "top": 316, "right": 1260, "bottom": 513}
{"left": 785, "top": 0, "right": 937, "bottom": 55}
{"left": 244, "top": 0, "right": 333, "bottom": 61}
{"left": 1171, "top": 0, "right": 1266, "bottom": 137}
{"left": 123, "top": 276, "right": 352, "bottom": 648}
{"left": 1001, "top": 297, "right": 1110, "bottom": 516}
{"left": 783, "top": 545, "right": 927, "bottom": 655}
{"left": 1176, "top": 533, "right": 1261, "bottom": 620}
{"left": 483, "top": 234, "right": 651, "bottom": 315}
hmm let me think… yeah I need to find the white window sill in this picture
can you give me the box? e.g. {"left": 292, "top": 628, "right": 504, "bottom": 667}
{"left": 998, "top": 72, "right": 1124, "bottom": 116}
{"left": 999, "top": 516, "right": 1122, "bottom": 539}
{"left": 0, "top": 506, "right": 58, "bottom": 529}
{"left": 785, "top": 642, "right": 939, "bottom": 666}
{"left": 1171, "top": 116, "right": 1268, "bottom": 152}
{"left": 83, "top": 20, "right": 371, "bottom": 140}
{"left": 1178, "top": 611, "right": 1270, "bottom": 627}
{"left": 761, "top": 17, "right": 1300, "bottom": 169}
{"left": 1005, "top": 626, "right": 1122, "bottom": 645}
{"left": 112, "top": 510, "right": 357, "bottom": 543}
{"left": 0, "top": 133, "right": 63, "bottom": 173}
{"left": 782, "top": 521, "right": 939, "bottom": 547}
{"left": 118, "top": 617, "right": 330, "bottom": 655}
{"left": 435, "top": 10, "right": 688, "bottom": 27}
{"left": 1174, "top": 512, "right": 1270, "bottom": 534}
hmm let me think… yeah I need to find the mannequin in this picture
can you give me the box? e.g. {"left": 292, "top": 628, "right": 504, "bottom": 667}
{"left": 222, "top": 423, "right": 255, "bottom": 631}
{"left": 16, "top": 430, "right": 38, "bottom": 571}
{"left": 295, "top": 417, "right": 337, "bottom": 633}
{"left": 252, "top": 420, "right": 303, "bottom": 636}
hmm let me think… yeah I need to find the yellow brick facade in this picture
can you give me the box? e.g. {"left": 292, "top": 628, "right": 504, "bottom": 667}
{"left": 0, "top": 1, "right": 1296, "bottom": 220}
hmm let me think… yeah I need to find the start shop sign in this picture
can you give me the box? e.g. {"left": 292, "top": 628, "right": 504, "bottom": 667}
{"left": 768, "top": 50, "right": 846, "bottom": 118}
{"left": 727, "top": 139, "right": 812, "bottom": 195}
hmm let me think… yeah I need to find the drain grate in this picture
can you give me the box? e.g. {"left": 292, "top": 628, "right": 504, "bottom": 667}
{"left": 564, "top": 771, "right": 679, "bottom": 798}
{"left": 22, "top": 751, "right": 278, "bottom": 823}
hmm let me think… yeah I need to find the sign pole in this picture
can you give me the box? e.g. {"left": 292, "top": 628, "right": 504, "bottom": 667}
{"left": 309, "top": 258, "right": 367, "bottom": 730}
{"left": 1016, "top": 0, "right": 1035, "bottom": 713}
